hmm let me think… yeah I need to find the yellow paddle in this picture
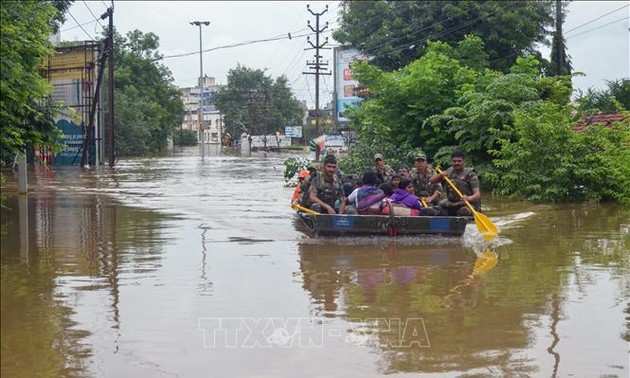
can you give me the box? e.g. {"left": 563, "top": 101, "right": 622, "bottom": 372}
{"left": 471, "top": 250, "right": 499, "bottom": 275}
{"left": 436, "top": 167, "right": 499, "bottom": 241}
{"left": 291, "top": 202, "right": 320, "bottom": 215}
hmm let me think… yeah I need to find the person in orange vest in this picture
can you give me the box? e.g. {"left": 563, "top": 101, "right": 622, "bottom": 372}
{"left": 291, "top": 170, "right": 310, "bottom": 204}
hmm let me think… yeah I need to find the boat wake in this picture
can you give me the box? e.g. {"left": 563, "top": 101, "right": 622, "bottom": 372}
{"left": 492, "top": 211, "right": 537, "bottom": 229}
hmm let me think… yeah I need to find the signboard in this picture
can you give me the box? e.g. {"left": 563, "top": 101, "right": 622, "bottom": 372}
{"left": 285, "top": 126, "right": 303, "bottom": 138}
{"left": 334, "top": 47, "right": 367, "bottom": 123}
{"left": 53, "top": 119, "right": 84, "bottom": 166}
{"left": 202, "top": 90, "right": 220, "bottom": 114}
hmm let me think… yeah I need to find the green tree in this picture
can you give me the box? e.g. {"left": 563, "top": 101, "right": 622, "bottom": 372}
{"left": 344, "top": 37, "right": 505, "bottom": 171}
{"left": 342, "top": 34, "right": 627, "bottom": 203}
{"left": 173, "top": 129, "right": 198, "bottom": 146}
{"left": 0, "top": 1, "right": 66, "bottom": 164}
{"left": 111, "top": 30, "right": 183, "bottom": 156}
{"left": 575, "top": 79, "right": 630, "bottom": 113}
{"left": 543, "top": 1, "right": 573, "bottom": 77}
{"left": 333, "top": 0, "right": 555, "bottom": 72}
{"left": 214, "top": 65, "right": 303, "bottom": 140}
{"left": 488, "top": 105, "right": 630, "bottom": 203}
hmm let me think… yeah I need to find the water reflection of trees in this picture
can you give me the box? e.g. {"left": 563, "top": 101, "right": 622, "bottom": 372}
{"left": 1, "top": 192, "right": 175, "bottom": 377}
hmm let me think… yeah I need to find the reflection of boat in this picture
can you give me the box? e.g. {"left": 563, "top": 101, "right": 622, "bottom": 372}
{"left": 298, "top": 244, "right": 471, "bottom": 313}
{"left": 295, "top": 211, "right": 468, "bottom": 237}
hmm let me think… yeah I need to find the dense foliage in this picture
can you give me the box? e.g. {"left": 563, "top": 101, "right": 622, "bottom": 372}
{"left": 172, "top": 129, "right": 198, "bottom": 147}
{"left": 112, "top": 30, "right": 183, "bottom": 156}
{"left": 488, "top": 105, "right": 630, "bottom": 203}
{"left": 575, "top": 79, "right": 630, "bottom": 113}
{"left": 214, "top": 65, "right": 303, "bottom": 140}
{"left": 341, "top": 35, "right": 629, "bottom": 203}
{"left": 0, "top": 1, "right": 64, "bottom": 164}
{"left": 333, "top": 0, "right": 556, "bottom": 73}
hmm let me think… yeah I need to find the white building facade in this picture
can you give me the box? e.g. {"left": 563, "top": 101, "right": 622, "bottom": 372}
{"left": 181, "top": 76, "right": 224, "bottom": 144}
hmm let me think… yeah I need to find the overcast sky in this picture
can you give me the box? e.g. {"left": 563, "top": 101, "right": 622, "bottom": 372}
{"left": 60, "top": 1, "right": 629, "bottom": 107}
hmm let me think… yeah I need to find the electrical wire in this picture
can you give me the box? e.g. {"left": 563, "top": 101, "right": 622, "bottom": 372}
{"left": 61, "top": 18, "right": 99, "bottom": 32}
{"left": 565, "top": 3, "right": 629, "bottom": 33}
{"left": 281, "top": 39, "right": 308, "bottom": 77}
{"left": 358, "top": 2, "right": 484, "bottom": 57}
{"left": 155, "top": 30, "right": 316, "bottom": 61}
{"left": 83, "top": 0, "right": 105, "bottom": 29}
{"left": 566, "top": 16, "right": 629, "bottom": 39}
{"left": 372, "top": 2, "right": 519, "bottom": 57}
{"left": 67, "top": 10, "right": 94, "bottom": 40}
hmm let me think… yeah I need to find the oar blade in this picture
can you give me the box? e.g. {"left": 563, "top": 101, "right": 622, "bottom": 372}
{"left": 473, "top": 211, "right": 499, "bottom": 241}
{"left": 291, "top": 202, "right": 319, "bottom": 215}
{"left": 472, "top": 250, "right": 498, "bottom": 275}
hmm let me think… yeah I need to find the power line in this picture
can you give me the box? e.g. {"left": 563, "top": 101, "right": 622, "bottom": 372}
{"left": 566, "top": 16, "right": 629, "bottom": 39}
{"left": 155, "top": 29, "right": 314, "bottom": 62}
{"left": 488, "top": 11, "right": 629, "bottom": 66}
{"left": 281, "top": 39, "right": 308, "bottom": 78}
{"left": 376, "top": 2, "right": 519, "bottom": 57}
{"left": 361, "top": 2, "right": 488, "bottom": 57}
{"left": 67, "top": 10, "right": 94, "bottom": 40}
{"left": 264, "top": 27, "right": 309, "bottom": 72}
{"left": 83, "top": 0, "right": 105, "bottom": 30}
{"left": 565, "top": 3, "right": 629, "bottom": 33}
{"left": 61, "top": 18, "right": 98, "bottom": 32}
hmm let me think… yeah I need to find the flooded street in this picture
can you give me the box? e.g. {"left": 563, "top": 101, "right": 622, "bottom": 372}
{"left": 1, "top": 146, "right": 629, "bottom": 377}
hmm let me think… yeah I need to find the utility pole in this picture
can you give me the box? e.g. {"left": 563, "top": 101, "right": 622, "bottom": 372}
{"left": 555, "top": 0, "right": 564, "bottom": 76}
{"left": 263, "top": 89, "right": 269, "bottom": 150}
{"left": 191, "top": 21, "right": 210, "bottom": 158}
{"left": 80, "top": 40, "right": 107, "bottom": 167}
{"left": 105, "top": 6, "right": 115, "bottom": 167}
{"left": 303, "top": 4, "right": 331, "bottom": 161}
{"left": 246, "top": 90, "right": 255, "bottom": 153}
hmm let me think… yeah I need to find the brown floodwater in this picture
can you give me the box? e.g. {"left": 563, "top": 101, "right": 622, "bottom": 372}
{"left": 1, "top": 145, "right": 628, "bottom": 377}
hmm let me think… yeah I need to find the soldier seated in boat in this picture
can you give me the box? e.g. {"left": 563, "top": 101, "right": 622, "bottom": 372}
{"left": 308, "top": 155, "right": 347, "bottom": 214}
{"left": 429, "top": 150, "right": 480, "bottom": 216}
{"left": 409, "top": 152, "right": 443, "bottom": 215}
{"left": 372, "top": 153, "right": 395, "bottom": 184}
{"left": 298, "top": 163, "right": 319, "bottom": 207}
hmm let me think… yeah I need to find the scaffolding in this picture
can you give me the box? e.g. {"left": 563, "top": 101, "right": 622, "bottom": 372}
{"left": 42, "top": 41, "right": 103, "bottom": 166}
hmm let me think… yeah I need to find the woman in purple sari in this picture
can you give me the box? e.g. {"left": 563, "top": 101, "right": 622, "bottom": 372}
{"left": 347, "top": 171, "right": 386, "bottom": 215}
{"left": 389, "top": 179, "right": 423, "bottom": 211}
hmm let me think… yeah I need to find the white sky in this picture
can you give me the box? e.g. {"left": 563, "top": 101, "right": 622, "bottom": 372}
{"left": 60, "top": 1, "right": 629, "bottom": 107}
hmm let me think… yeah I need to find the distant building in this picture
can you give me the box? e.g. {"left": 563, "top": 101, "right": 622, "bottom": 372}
{"left": 180, "top": 76, "right": 224, "bottom": 144}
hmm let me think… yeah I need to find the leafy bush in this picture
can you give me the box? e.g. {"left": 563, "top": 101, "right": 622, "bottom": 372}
{"left": 283, "top": 157, "right": 311, "bottom": 187}
{"left": 173, "top": 129, "right": 198, "bottom": 146}
{"left": 489, "top": 105, "right": 630, "bottom": 203}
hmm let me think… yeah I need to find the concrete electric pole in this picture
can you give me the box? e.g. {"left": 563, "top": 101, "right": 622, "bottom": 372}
{"left": 555, "top": 0, "right": 564, "bottom": 76}
{"left": 190, "top": 21, "right": 210, "bottom": 158}
{"left": 303, "top": 4, "right": 331, "bottom": 161}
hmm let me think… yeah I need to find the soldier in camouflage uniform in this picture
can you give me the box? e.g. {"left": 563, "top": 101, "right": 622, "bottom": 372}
{"left": 299, "top": 164, "right": 319, "bottom": 208}
{"left": 372, "top": 153, "right": 395, "bottom": 184}
{"left": 309, "top": 155, "right": 347, "bottom": 214}
{"left": 429, "top": 150, "right": 481, "bottom": 216}
{"left": 409, "top": 153, "right": 443, "bottom": 215}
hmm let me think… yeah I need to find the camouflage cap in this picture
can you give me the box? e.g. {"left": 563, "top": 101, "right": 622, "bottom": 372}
{"left": 415, "top": 153, "right": 427, "bottom": 161}
{"left": 373, "top": 153, "right": 384, "bottom": 161}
